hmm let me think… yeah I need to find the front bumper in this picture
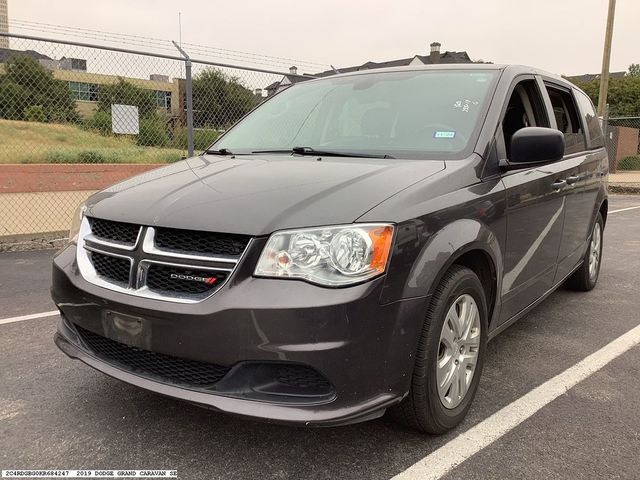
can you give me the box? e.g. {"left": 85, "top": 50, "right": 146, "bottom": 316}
{"left": 52, "top": 244, "right": 427, "bottom": 426}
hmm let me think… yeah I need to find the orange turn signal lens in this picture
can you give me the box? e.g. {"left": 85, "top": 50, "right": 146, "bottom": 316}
{"left": 368, "top": 225, "right": 394, "bottom": 273}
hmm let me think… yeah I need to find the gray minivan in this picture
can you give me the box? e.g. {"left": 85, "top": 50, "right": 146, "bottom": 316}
{"left": 52, "top": 64, "right": 608, "bottom": 433}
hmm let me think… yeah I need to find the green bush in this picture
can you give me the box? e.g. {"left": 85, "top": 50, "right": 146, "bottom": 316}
{"left": 43, "top": 150, "right": 76, "bottom": 163}
{"left": 2, "top": 56, "right": 78, "bottom": 122}
{"left": 618, "top": 155, "right": 640, "bottom": 171}
{"left": 24, "top": 105, "right": 46, "bottom": 123}
{"left": 171, "top": 126, "right": 219, "bottom": 151}
{"left": 78, "top": 150, "right": 107, "bottom": 163}
{"left": 44, "top": 150, "right": 107, "bottom": 164}
{"left": 194, "top": 128, "right": 219, "bottom": 150}
{"left": 96, "top": 79, "right": 157, "bottom": 118}
{"left": 0, "top": 81, "right": 29, "bottom": 120}
{"left": 83, "top": 111, "right": 113, "bottom": 135}
{"left": 137, "top": 116, "right": 169, "bottom": 147}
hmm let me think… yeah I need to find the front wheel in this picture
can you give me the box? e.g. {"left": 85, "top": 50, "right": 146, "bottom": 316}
{"left": 564, "top": 212, "right": 604, "bottom": 291}
{"left": 390, "top": 265, "right": 488, "bottom": 434}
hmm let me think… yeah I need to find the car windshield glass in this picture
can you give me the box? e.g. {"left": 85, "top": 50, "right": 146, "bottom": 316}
{"left": 213, "top": 69, "right": 498, "bottom": 159}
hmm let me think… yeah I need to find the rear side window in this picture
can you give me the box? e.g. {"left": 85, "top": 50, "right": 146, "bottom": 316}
{"left": 545, "top": 85, "right": 586, "bottom": 155}
{"left": 574, "top": 90, "right": 605, "bottom": 148}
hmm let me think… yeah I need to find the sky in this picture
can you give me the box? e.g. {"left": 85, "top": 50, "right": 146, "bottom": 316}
{"left": 7, "top": 0, "right": 640, "bottom": 76}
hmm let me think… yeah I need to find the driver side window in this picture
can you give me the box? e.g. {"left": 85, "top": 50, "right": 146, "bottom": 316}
{"left": 502, "top": 80, "right": 549, "bottom": 158}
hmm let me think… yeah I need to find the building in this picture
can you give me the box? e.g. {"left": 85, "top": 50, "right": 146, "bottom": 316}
{"left": 265, "top": 42, "right": 475, "bottom": 96}
{"left": 0, "top": 0, "right": 9, "bottom": 49}
{"left": 0, "top": 47, "right": 186, "bottom": 120}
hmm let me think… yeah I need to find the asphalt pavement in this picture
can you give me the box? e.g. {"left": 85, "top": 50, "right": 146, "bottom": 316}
{"left": 1, "top": 195, "right": 639, "bottom": 480}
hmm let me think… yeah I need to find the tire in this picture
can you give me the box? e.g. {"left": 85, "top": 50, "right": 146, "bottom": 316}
{"left": 390, "top": 265, "right": 488, "bottom": 434}
{"left": 564, "top": 212, "right": 604, "bottom": 292}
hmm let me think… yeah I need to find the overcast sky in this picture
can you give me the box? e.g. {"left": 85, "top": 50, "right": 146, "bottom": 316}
{"left": 9, "top": 0, "right": 639, "bottom": 76}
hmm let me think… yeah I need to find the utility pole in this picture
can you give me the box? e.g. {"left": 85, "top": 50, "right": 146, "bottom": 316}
{"left": 597, "top": 0, "right": 616, "bottom": 116}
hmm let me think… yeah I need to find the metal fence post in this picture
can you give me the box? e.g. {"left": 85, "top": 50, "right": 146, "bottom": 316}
{"left": 185, "top": 59, "right": 194, "bottom": 157}
{"left": 172, "top": 41, "right": 194, "bottom": 157}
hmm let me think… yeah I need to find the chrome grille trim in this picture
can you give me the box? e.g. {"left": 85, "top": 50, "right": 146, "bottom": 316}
{"left": 76, "top": 216, "right": 250, "bottom": 303}
{"left": 84, "top": 229, "right": 143, "bottom": 251}
{"left": 87, "top": 217, "right": 143, "bottom": 249}
{"left": 142, "top": 227, "right": 240, "bottom": 264}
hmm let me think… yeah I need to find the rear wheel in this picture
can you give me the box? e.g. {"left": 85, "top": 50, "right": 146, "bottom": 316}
{"left": 390, "top": 265, "right": 488, "bottom": 434}
{"left": 565, "top": 212, "right": 604, "bottom": 291}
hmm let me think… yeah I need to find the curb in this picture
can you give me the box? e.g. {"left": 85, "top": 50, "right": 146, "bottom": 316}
{"left": 609, "top": 184, "right": 640, "bottom": 195}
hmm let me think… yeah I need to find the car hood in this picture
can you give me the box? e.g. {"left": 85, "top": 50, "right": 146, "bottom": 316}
{"left": 86, "top": 154, "right": 445, "bottom": 236}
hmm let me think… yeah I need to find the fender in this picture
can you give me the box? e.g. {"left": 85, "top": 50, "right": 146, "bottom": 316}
{"left": 381, "top": 218, "right": 504, "bottom": 329}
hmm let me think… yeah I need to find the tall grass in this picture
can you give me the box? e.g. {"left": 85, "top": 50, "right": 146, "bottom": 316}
{"left": 0, "top": 119, "right": 184, "bottom": 164}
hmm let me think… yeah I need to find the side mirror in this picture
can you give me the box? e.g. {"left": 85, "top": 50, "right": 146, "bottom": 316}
{"left": 499, "top": 127, "right": 565, "bottom": 170}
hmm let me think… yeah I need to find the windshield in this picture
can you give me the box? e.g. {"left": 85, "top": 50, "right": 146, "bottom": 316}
{"left": 213, "top": 69, "right": 499, "bottom": 159}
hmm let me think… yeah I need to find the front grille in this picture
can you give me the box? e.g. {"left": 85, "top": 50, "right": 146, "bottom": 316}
{"left": 90, "top": 251, "right": 130, "bottom": 285}
{"left": 146, "top": 264, "right": 228, "bottom": 296}
{"left": 277, "top": 365, "right": 332, "bottom": 391}
{"left": 155, "top": 227, "right": 250, "bottom": 257}
{"left": 75, "top": 325, "right": 230, "bottom": 388}
{"left": 79, "top": 216, "right": 249, "bottom": 302}
{"left": 89, "top": 217, "right": 140, "bottom": 245}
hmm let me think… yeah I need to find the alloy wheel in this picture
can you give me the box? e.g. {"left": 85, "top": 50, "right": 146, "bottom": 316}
{"left": 437, "top": 294, "right": 481, "bottom": 409}
{"left": 589, "top": 222, "right": 602, "bottom": 281}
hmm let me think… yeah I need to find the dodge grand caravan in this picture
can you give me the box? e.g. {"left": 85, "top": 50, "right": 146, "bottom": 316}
{"left": 52, "top": 64, "right": 608, "bottom": 433}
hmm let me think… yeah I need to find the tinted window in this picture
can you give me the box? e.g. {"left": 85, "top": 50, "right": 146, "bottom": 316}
{"left": 214, "top": 70, "right": 499, "bottom": 159}
{"left": 545, "top": 85, "right": 586, "bottom": 154}
{"left": 574, "top": 90, "right": 604, "bottom": 148}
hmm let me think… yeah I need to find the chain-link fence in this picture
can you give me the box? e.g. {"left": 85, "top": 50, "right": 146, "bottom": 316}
{"left": 605, "top": 116, "right": 640, "bottom": 172}
{"left": 0, "top": 32, "right": 316, "bottom": 248}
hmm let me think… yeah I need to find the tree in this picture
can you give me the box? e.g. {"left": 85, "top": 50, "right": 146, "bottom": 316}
{"left": 569, "top": 74, "right": 640, "bottom": 117}
{"left": 96, "top": 79, "right": 157, "bottom": 117}
{"left": 192, "top": 68, "right": 258, "bottom": 128}
{"left": 1, "top": 55, "right": 78, "bottom": 122}
{"left": 628, "top": 63, "right": 640, "bottom": 77}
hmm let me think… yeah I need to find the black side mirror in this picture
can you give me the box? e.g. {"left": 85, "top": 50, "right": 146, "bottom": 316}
{"left": 500, "top": 127, "right": 565, "bottom": 171}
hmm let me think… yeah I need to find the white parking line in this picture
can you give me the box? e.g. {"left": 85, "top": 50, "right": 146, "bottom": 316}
{"left": 610, "top": 205, "right": 640, "bottom": 214}
{"left": 0, "top": 310, "right": 59, "bottom": 325}
{"left": 392, "top": 322, "right": 640, "bottom": 480}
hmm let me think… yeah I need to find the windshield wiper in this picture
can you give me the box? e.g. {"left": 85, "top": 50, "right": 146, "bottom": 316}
{"left": 252, "top": 147, "right": 394, "bottom": 159}
{"left": 204, "top": 148, "right": 234, "bottom": 156}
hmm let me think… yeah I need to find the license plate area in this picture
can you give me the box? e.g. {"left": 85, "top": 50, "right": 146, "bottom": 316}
{"left": 101, "top": 310, "right": 151, "bottom": 350}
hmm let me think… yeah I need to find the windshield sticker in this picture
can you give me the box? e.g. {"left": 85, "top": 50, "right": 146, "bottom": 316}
{"left": 453, "top": 99, "right": 480, "bottom": 113}
{"left": 434, "top": 131, "right": 456, "bottom": 139}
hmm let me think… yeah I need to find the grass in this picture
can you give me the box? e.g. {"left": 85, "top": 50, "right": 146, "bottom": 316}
{"left": 618, "top": 155, "right": 640, "bottom": 171}
{"left": 0, "top": 119, "right": 185, "bottom": 164}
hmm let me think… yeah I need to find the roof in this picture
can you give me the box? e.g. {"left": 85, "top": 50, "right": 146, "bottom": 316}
{"left": 0, "top": 47, "right": 52, "bottom": 63}
{"left": 314, "top": 51, "right": 473, "bottom": 78}
{"left": 567, "top": 71, "right": 626, "bottom": 83}
{"left": 273, "top": 64, "right": 580, "bottom": 92}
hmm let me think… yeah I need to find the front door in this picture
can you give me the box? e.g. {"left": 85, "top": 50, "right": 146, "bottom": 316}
{"left": 496, "top": 77, "right": 566, "bottom": 324}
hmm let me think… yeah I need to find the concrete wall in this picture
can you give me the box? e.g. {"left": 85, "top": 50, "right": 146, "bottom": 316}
{"left": 614, "top": 126, "right": 640, "bottom": 162}
{"left": 609, "top": 126, "right": 640, "bottom": 172}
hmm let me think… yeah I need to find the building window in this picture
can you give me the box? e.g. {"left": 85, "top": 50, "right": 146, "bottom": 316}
{"left": 69, "top": 82, "right": 98, "bottom": 102}
{"left": 155, "top": 90, "right": 171, "bottom": 110}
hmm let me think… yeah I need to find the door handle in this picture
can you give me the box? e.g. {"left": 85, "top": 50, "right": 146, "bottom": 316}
{"left": 566, "top": 175, "right": 580, "bottom": 186}
{"left": 552, "top": 179, "right": 567, "bottom": 191}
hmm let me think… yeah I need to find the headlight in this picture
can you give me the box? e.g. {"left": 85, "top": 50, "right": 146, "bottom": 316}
{"left": 255, "top": 224, "right": 394, "bottom": 286}
{"left": 68, "top": 201, "right": 87, "bottom": 245}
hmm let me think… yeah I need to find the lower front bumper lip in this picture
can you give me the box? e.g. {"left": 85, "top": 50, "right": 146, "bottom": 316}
{"left": 54, "top": 332, "right": 397, "bottom": 427}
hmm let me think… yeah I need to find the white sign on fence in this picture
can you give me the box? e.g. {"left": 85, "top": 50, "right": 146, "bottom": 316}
{"left": 111, "top": 104, "right": 139, "bottom": 135}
